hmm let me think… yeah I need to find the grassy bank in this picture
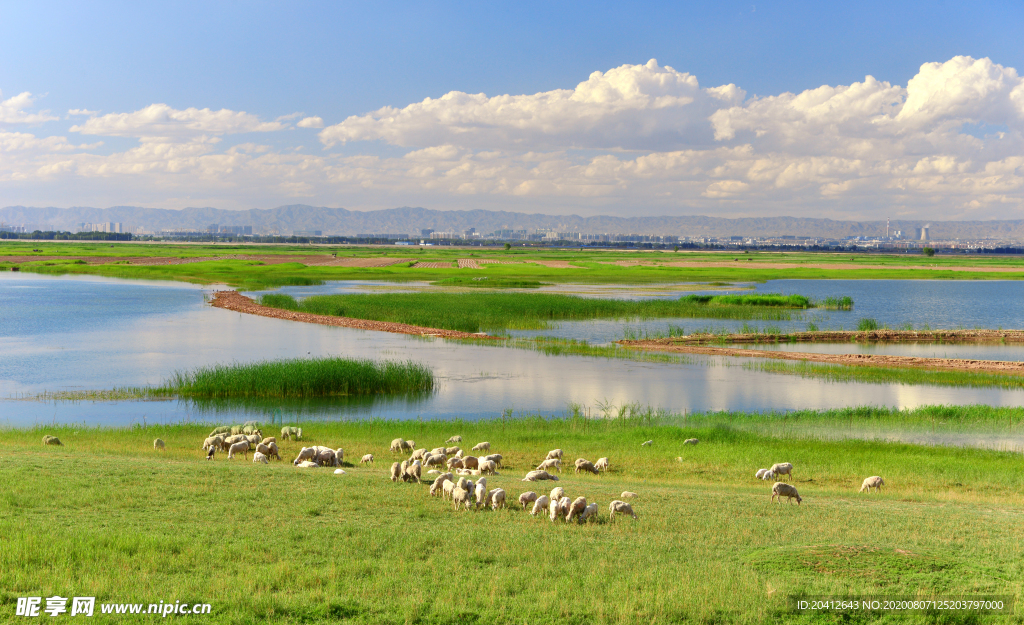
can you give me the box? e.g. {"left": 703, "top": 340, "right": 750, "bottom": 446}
{"left": 744, "top": 359, "right": 1024, "bottom": 390}
{"left": 2, "top": 408, "right": 1023, "bottom": 623}
{"left": 259, "top": 292, "right": 817, "bottom": 333}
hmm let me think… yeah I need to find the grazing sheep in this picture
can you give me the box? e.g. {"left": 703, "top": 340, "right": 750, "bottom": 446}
{"left": 481, "top": 453, "right": 503, "bottom": 467}
{"left": 445, "top": 446, "right": 461, "bottom": 456}
{"left": 424, "top": 454, "right": 446, "bottom": 468}
{"left": 260, "top": 436, "right": 277, "bottom": 446}
{"left": 206, "top": 447, "right": 215, "bottom": 460}
{"left": 548, "top": 496, "right": 562, "bottom": 522}
{"left": 334, "top": 448, "right": 345, "bottom": 465}
{"left": 224, "top": 434, "right": 246, "bottom": 446}
{"left": 760, "top": 471, "right": 775, "bottom": 481}
{"left": 400, "top": 459, "right": 410, "bottom": 475}
{"left": 429, "top": 476, "right": 446, "bottom": 497}
{"left": 536, "top": 458, "right": 561, "bottom": 472}
{"left": 579, "top": 502, "right": 599, "bottom": 523}
{"left": 609, "top": 500, "right": 638, "bottom": 519}
{"left": 452, "top": 487, "right": 474, "bottom": 511}
{"left": 427, "top": 469, "right": 440, "bottom": 475}
{"left": 360, "top": 454, "right": 374, "bottom": 465}
{"left": 474, "top": 478, "right": 489, "bottom": 509}
{"left": 463, "top": 456, "right": 480, "bottom": 470}
{"left": 455, "top": 468, "right": 475, "bottom": 476}
{"left": 256, "top": 443, "right": 272, "bottom": 458}
{"left": 202, "top": 436, "right": 222, "bottom": 451}
{"left": 456, "top": 477, "right": 472, "bottom": 492}
{"left": 400, "top": 440, "right": 416, "bottom": 452}
{"left": 265, "top": 442, "right": 281, "bottom": 460}
{"left": 410, "top": 448, "right": 428, "bottom": 461}
{"left": 447, "top": 457, "right": 464, "bottom": 471}
{"left": 390, "top": 438, "right": 405, "bottom": 453}
{"left": 209, "top": 425, "right": 231, "bottom": 436}
{"left": 519, "top": 491, "right": 538, "bottom": 509}
{"left": 478, "top": 460, "right": 497, "bottom": 475}
{"left": 521, "top": 470, "right": 559, "bottom": 482}
{"left": 405, "top": 460, "right": 422, "bottom": 483}
{"left": 683, "top": 438, "right": 699, "bottom": 445}
{"left": 230, "top": 425, "right": 245, "bottom": 436}
{"left": 228, "top": 441, "right": 250, "bottom": 460}
{"left": 620, "top": 491, "right": 638, "bottom": 499}
{"left": 594, "top": 457, "right": 609, "bottom": 472}
{"left": 546, "top": 449, "right": 563, "bottom": 460}
{"left": 430, "top": 447, "right": 446, "bottom": 456}
{"left": 446, "top": 435, "right": 462, "bottom": 443}
{"left": 558, "top": 497, "right": 572, "bottom": 519}
{"left": 531, "top": 495, "right": 550, "bottom": 516}
{"left": 295, "top": 460, "right": 318, "bottom": 468}
{"left": 755, "top": 468, "right": 769, "bottom": 479}
{"left": 860, "top": 476, "right": 885, "bottom": 493}
{"left": 253, "top": 452, "right": 268, "bottom": 464}
{"left": 442, "top": 479, "right": 456, "bottom": 499}
{"left": 490, "top": 489, "right": 507, "bottom": 510}
{"left": 242, "top": 424, "right": 261, "bottom": 435}
{"left": 550, "top": 487, "right": 565, "bottom": 503}
{"left": 575, "top": 460, "right": 599, "bottom": 475}
{"left": 641, "top": 440, "right": 653, "bottom": 446}
{"left": 153, "top": 438, "right": 165, "bottom": 451}
{"left": 768, "top": 462, "right": 794, "bottom": 481}
{"left": 280, "top": 426, "right": 301, "bottom": 441}
{"left": 771, "top": 482, "right": 802, "bottom": 504}
{"left": 293, "top": 447, "right": 316, "bottom": 465}
{"left": 566, "top": 497, "right": 587, "bottom": 523}
{"left": 454, "top": 449, "right": 464, "bottom": 459}
{"left": 390, "top": 462, "right": 402, "bottom": 482}
{"left": 471, "top": 442, "right": 491, "bottom": 452}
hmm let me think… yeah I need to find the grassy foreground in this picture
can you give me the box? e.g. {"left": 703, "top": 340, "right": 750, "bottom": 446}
{"left": 259, "top": 292, "right": 818, "bottom": 333}
{"left": 2, "top": 409, "right": 1023, "bottom": 624}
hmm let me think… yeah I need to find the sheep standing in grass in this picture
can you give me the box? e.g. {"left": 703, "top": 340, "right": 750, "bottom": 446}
{"left": 474, "top": 477, "right": 489, "bottom": 510}
{"left": 549, "top": 486, "right": 565, "bottom": 503}
{"left": 531, "top": 495, "right": 550, "bottom": 516}
{"left": 621, "top": 491, "right": 637, "bottom": 499}
{"left": 536, "top": 458, "right": 561, "bottom": 472}
{"left": 472, "top": 442, "right": 490, "bottom": 452}
{"left": 609, "top": 500, "right": 638, "bottom": 519}
{"left": 390, "top": 438, "right": 405, "bottom": 453}
{"left": 860, "top": 476, "right": 884, "bottom": 493}
{"left": 429, "top": 474, "right": 447, "bottom": 497}
{"left": 153, "top": 438, "right": 165, "bottom": 451}
{"left": 445, "top": 446, "right": 461, "bottom": 456}
{"left": 594, "top": 457, "right": 609, "bottom": 472}
{"left": 767, "top": 463, "right": 793, "bottom": 481}
{"left": 463, "top": 456, "right": 480, "bottom": 470}
{"left": 244, "top": 435, "right": 262, "bottom": 449}
{"left": 410, "top": 448, "right": 428, "bottom": 461}
{"left": 447, "top": 458, "right": 464, "bottom": 471}
{"left": 43, "top": 435, "right": 63, "bottom": 446}
{"left": 548, "top": 496, "right": 562, "bottom": 522}
{"left": 446, "top": 435, "right": 462, "bottom": 443}
{"left": 360, "top": 454, "right": 374, "bottom": 465}
{"left": 405, "top": 460, "right": 422, "bottom": 483}
{"left": 424, "top": 454, "right": 446, "bottom": 469}
{"left": 755, "top": 469, "right": 769, "bottom": 480}
{"left": 490, "top": 489, "right": 506, "bottom": 510}
{"left": 442, "top": 480, "right": 456, "bottom": 499}
{"left": 478, "top": 460, "right": 498, "bottom": 475}
{"left": 209, "top": 426, "right": 231, "bottom": 436}
{"left": 315, "top": 449, "right": 338, "bottom": 467}
{"left": 641, "top": 440, "right": 653, "bottom": 447}
{"left": 566, "top": 497, "right": 588, "bottom": 523}
{"left": 546, "top": 449, "right": 563, "bottom": 461}
{"left": 228, "top": 441, "right": 249, "bottom": 460}
{"left": 771, "top": 482, "right": 802, "bottom": 504}
{"left": 265, "top": 442, "right": 280, "bottom": 461}
{"left": 683, "top": 438, "right": 699, "bottom": 445}
{"left": 579, "top": 502, "right": 599, "bottom": 523}
{"left": 575, "top": 460, "right": 599, "bottom": 475}
{"left": 202, "top": 436, "right": 222, "bottom": 451}
{"left": 261, "top": 436, "right": 276, "bottom": 446}
{"left": 253, "top": 452, "right": 268, "bottom": 464}
{"left": 452, "top": 487, "right": 474, "bottom": 511}
{"left": 390, "top": 462, "right": 402, "bottom": 482}
{"left": 256, "top": 443, "right": 273, "bottom": 458}
{"left": 293, "top": 447, "right": 316, "bottom": 465}
{"left": 521, "top": 470, "right": 558, "bottom": 482}
{"left": 519, "top": 492, "right": 538, "bottom": 510}
{"left": 334, "top": 449, "right": 345, "bottom": 465}
{"left": 400, "top": 440, "right": 416, "bottom": 452}
{"left": 206, "top": 447, "right": 215, "bottom": 460}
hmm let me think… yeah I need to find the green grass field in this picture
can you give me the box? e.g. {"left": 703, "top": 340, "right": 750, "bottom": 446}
{"left": 2, "top": 409, "right": 1023, "bottom": 624}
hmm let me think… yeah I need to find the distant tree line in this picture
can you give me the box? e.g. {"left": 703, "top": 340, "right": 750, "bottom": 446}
{"left": 0, "top": 231, "right": 134, "bottom": 241}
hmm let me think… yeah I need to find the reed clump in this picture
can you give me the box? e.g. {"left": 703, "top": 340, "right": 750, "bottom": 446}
{"left": 157, "top": 357, "right": 434, "bottom": 398}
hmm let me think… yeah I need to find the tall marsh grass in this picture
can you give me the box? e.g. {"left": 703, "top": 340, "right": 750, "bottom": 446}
{"left": 158, "top": 357, "right": 434, "bottom": 398}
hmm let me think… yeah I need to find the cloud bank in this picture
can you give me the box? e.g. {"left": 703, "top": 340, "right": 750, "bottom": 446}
{"left": 1, "top": 57, "right": 1022, "bottom": 219}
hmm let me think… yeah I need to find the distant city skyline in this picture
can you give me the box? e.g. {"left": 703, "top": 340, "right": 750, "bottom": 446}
{"left": 1, "top": 2, "right": 1022, "bottom": 220}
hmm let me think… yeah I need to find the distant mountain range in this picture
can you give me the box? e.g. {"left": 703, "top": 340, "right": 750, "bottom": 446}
{"left": 3, "top": 204, "right": 1024, "bottom": 240}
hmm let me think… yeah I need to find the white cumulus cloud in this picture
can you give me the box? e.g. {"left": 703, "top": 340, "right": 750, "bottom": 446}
{"left": 297, "top": 116, "right": 324, "bottom": 128}
{"left": 69, "top": 103, "right": 286, "bottom": 139}
{"left": 0, "top": 91, "right": 59, "bottom": 124}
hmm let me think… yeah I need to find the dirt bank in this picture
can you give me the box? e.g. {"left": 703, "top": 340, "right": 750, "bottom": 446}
{"left": 619, "top": 339, "right": 1024, "bottom": 375}
{"left": 210, "top": 290, "right": 502, "bottom": 340}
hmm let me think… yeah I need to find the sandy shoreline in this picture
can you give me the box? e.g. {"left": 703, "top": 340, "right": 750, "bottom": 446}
{"left": 210, "top": 290, "right": 502, "bottom": 340}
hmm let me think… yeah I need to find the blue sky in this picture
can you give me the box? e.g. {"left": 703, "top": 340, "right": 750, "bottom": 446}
{"left": 1, "top": 1, "right": 1023, "bottom": 219}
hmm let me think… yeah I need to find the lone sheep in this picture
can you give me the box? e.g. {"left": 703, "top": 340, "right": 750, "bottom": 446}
{"left": 471, "top": 442, "right": 491, "bottom": 452}
{"left": 641, "top": 440, "right": 653, "bottom": 446}
{"left": 446, "top": 435, "right": 462, "bottom": 443}
{"left": 361, "top": 454, "right": 374, "bottom": 465}
{"left": 536, "top": 458, "right": 561, "bottom": 472}
{"left": 683, "top": 438, "right": 699, "bottom": 445}
{"left": 620, "top": 491, "right": 637, "bottom": 499}
{"left": 594, "top": 457, "right": 609, "bottom": 472}
{"left": 153, "top": 438, "right": 165, "bottom": 451}
{"left": 860, "top": 476, "right": 884, "bottom": 493}
{"left": 609, "top": 500, "right": 638, "bottom": 519}
{"left": 42, "top": 435, "right": 63, "bottom": 446}
{"left": 546, "top": 449, "right": 563, "bottom": 460}
{"left": 771, "top": 482, "right": 802, "bottom": 504}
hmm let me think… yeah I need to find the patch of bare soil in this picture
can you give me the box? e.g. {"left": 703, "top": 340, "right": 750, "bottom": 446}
{"left": 412, "top": 261, "right": 454, "bottom": 268}
{"left": 527, "top": 260, "right": 584, "bottom": 269}
{"left": 211, "top": 290, "right": 501, "bottom": 340}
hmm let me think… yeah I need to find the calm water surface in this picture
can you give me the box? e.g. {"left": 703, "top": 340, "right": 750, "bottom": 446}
{"left": 4, "top": 273, "right": 1024, "bottom": 431}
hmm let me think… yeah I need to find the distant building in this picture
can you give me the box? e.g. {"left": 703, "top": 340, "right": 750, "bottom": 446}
{"left": 294, "top": 230, "right": 323, "bottom": 237}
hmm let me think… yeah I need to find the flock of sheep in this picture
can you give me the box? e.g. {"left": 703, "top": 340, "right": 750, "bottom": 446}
{"left": 387, "top": 437, "right": 638, "bottom": 522}
{"left": 750, "top": 461, "right": 885, "bottom": 504}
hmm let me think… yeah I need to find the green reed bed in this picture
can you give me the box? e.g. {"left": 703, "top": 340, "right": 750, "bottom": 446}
{"left": 157, "top": 357, "right": 434, "bottom": 399}
{"left": 260, "top": 292, "right": 813, "bottom": 333}
{"left": 745, "top": 359, "right": 1024, "bottom": 390}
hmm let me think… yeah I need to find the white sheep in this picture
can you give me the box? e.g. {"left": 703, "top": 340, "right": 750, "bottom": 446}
{"left": 771, "top": 482, "right": 802, "bottom": 504}
{"left": 683, "top": 438, "right": 699, "bottom": 445}
{"left": 521, "top": 470, "right": 559, "bottom": 482}
{"left": 295, "top": 460, "right": 318, "bottom": 468}
{"left": 42, "top": 435, "right": 63, "bottom": 446}
{"left": 574, "top": 460, "right": 599, "bottom": 475}
{"left": 474, "top": 477, "right": 489, "bottom": 509}
{"left": 566, "top": 496, "right": 587, "bottom": 523}
{"left": 244, "top": 434, "right": 262, "bottom": 448}
{"left": 153, "top": 438, "right": 165, "bottom": 451}
{"left": 202, "top": 436, "right": 222, "bottom": 451}
{"left": 609, "top": 500, "right": 638, "bottom": 519}
{"left": 548, "top": 496, "right": 562, "bottom": 522}
{"left": 390, "top": 462, "right": 402, "bottom": 482}
{"left": 641, "top": 440, "right": 653, "bottom": 446}
{"left": 447, "top": 457, "right": 464, "bottom": 471}
{"left": 315, "top": 449, "right": 337, "bottom": 467}
{"left": 452, "top": 487, "right": 474, "bottom": 511}
{"left": 410, "top": 448, "right": 428, "bottom": 461}
{"left": 390, "top": 438, "right": 405, "bottom": 453}
{"left": 531, "top": 495, "right": 550, "bottom": 516}
{"left": 579, "top": 502, "right": 599, "bottom": 523}
{"left": 445, "top": 446, "right": 461, "bottom": 456}
{"left": 471, "top": 441, "right": 490, "bottom": 452}
{"left": 478, "top": 460, "right": 498, "bottom": 475}
{"left": 401, "top": 440, "right": 416, "bottom": 452}
{"left": 536, "top": 458, "right": 561, "bottom": 472}
{"left": 446, "top": 435, "right": 462, "bottom": 443}
{"left": 260, "top": 436, "right": 276, "bottom": 446}
{"left": 755, "top": 468, "right": 769, "bottom": 479}
{"left": 518, "top": 491, "right": 538, "bottom": 509}
{"left": 360, "top": 453, "right": 374, "bottom": 465}
{"left": 424, "top": 453, "right": 447, "bottom": 468}
{"left": 594, "top": 457, "right": 609, "bottom": 472}
{"left": 481, "top": 453, "right": 503, "bottom": 467}
{"left": 253, "top": 451, "right": 268, "bottom": 464}
{"left": 228, "top": 441, "right": 249, "bottom": 459}
{"left": 621, "top": 491, "right": 638, "bottom": 499}
{"left": 405, "top": 460, "right": 422, "bottom": 483}
{"left": 766, "top": 462, "right": 793, "bottom": 481}
{"left": 490, "top": 488, "right": 506, "bottom": 510}
{"left": 334, "top": 448, "right": 344, "bottom": 464}
{"left": 430, "top": 447, "right": 446, "bottom": 456}
{"left": 442, "top": 479, "right": 456, "bottom": 500}
{"left": 860, "top": 476, "right": 884, "bottom": 493}
{"left": 546, "top": 449, "right": 563, "bottom": 460}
